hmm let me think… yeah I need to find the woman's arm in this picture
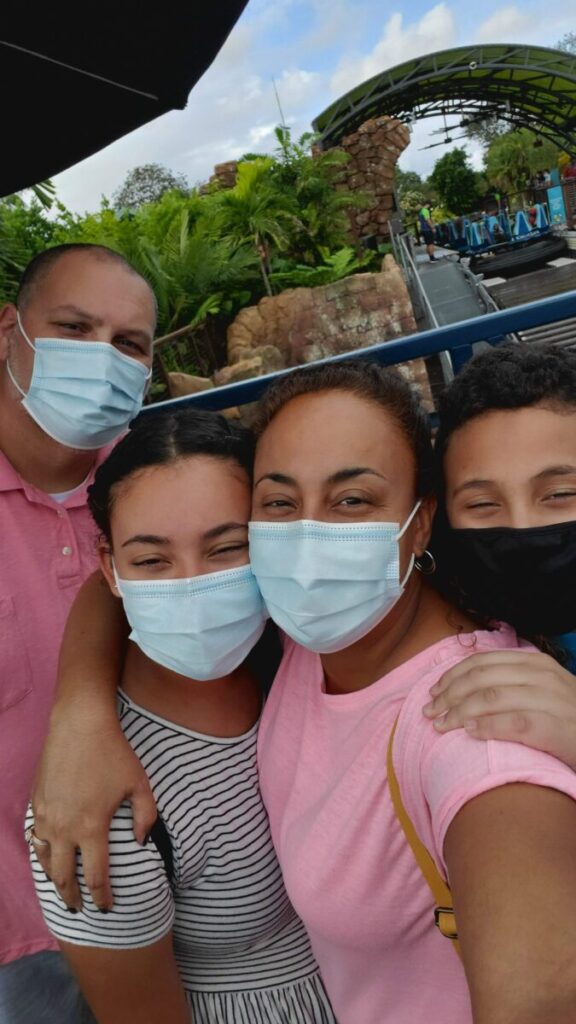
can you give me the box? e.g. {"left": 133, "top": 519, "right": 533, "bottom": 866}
{"left": 445, "top": 783, "right": 576, "bottom": 1024}
{"left": 32, "top": 571, "right": 156, "bottom": 911}
{"left": 60, "top": 934, "right": 189, "bottom": 1024}
{"left": 423, "top": 651, "right": 576, "bottom": 768}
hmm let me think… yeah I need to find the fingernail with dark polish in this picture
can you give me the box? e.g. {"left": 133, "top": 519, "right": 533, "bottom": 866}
{"left": 98, "top": 908, "right": 110, "bottom": 914}
{"left": 66, "top": 907, "right": 78, "bottom": 914}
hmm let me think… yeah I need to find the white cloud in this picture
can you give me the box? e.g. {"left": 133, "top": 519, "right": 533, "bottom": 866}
{"left": 475, "top": 7, "right": 532, "bottom": 43}
{"left": 330, "top": 4, "right": 457, "bottom": 96}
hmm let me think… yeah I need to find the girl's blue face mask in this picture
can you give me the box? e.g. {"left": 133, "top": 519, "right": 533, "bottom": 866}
{"left": 8, "top": 311, "right": 151, "bottom": 450}
{"left": 248, "top": 503, "right": 420, "bottom": 654}
{"left": 113, "top": 564, "right": 268, "bottom": 681}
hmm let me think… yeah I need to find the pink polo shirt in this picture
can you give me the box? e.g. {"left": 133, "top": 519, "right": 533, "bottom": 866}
{"left": 258, "top": 626, "right": 576, "bottom": 1024}
{"left": 0, "top": 448, "right": 108, "bottom": 964}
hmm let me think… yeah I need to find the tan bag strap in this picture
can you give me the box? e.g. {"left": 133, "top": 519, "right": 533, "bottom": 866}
{"left": 387, "top": 717, "right": 462, "bottom": 960}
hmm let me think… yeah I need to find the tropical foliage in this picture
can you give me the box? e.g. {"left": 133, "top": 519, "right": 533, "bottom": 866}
{"left": 0, "top": 130, "right": 373, "bottom": 390}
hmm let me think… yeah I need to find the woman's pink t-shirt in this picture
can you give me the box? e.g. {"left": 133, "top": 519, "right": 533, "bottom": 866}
{"left": 257, "top": 625, "right": 576, "bottom": 1024}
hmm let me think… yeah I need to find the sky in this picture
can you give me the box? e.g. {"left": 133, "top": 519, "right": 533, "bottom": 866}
{"left": 52, "top": 0, "right": 575, "bottom": 213}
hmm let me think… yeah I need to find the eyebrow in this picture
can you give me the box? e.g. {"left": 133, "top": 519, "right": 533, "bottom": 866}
{"left": 48, "top": 304, "right": 153, "bottom": 348}
{"left": 121, "top": 534, "right": 170, "bottom": 548}
{"left": 534, "top": 464, "right": 576, "bottom": 481}
{"left": 203, "top": 521, "right": 248, "bottom": 541}
{"left": 254, "top": 468, "right": 387, "bottom": 487}
{"left": 121, "top": 523, "right": 247, "bottom": 549}
{"left": 452, "top": 465, "right": 576, "bottom": 498}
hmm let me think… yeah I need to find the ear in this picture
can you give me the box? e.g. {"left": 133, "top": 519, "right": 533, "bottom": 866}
{"left": 0, "top": 304, "right": 17, "bottom": 362}
{"left": 412, "top": 495, "right": 437, "bottom": 557}
{"left": 98, "top": 542, "right": 121, "bottom": 597}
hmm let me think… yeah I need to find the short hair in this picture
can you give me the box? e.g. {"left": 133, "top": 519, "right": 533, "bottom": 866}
{"left": 88, "top": 408, "right": 255, "bottom": 543}
{"left": 254, "top": 359, "right": 434, "bottom": 497}
{"left": 16, "top": 243, "right": 156, "bottom": 317}
{"left": 435, "top": 342, "right": 576, "bottom": 468}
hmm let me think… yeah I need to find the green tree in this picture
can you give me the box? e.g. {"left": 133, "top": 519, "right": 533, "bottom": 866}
{"left": 208, "top": 157, "right": 300, "bottom": 295}
{"left": 269, "top": 126, "right": 365, "bottom": 263}
{"left": 394, "top": 167, "right": 424, "bottom": 199}
{"left": 428, "top": 148, "right": 482, "bottom": 214}
{"left": 485, "top": 128, "right": 560, "bottom": 197}
{"left": 557, "top": 32, "right": 576, "bottom": 54}
{"left": 113, "top": 163, "right": 189, "bottom": 210}
{"left": 0, "top": 194, "right": 60, "bottom": 304}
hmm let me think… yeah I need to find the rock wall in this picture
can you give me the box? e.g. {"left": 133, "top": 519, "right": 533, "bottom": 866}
{"left": 168, "top": 256, "right": 432, "bottom": 411}
{"left": 336, "top": 116, "right": 410, "bottom": 244}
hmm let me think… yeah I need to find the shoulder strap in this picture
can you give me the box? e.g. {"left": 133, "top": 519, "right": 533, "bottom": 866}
{"left": 387, "top": 717, "right": 461, "bottom": 960}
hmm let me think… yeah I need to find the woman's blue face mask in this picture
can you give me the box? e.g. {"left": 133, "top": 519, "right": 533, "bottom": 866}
{"left": 249, "top": 503, "right": 421, "bottom": 653}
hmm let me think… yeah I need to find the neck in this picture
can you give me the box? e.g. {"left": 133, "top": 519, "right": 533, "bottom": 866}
{"left": 120, "top": 643, "right": 262, "bottom": 738}
{"left": 321, "top": 578, "right": 475, "bottom": 695}
{"left": 0, "top": 371, "right": 96, "bottom": 492}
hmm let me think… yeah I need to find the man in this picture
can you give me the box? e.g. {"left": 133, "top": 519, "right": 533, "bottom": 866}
{"left": 417, "top": 201, "right": 436, "bottom": 261}
{"left": 0, "top": 243, "right": 156, "bottom": 1023}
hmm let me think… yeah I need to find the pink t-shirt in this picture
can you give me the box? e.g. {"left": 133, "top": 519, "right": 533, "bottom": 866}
{"left": 0, "top": 449, "right": 108, "bottom": 964}
{"left": 258, "top": 625, "right": 576, "bottom": 1024}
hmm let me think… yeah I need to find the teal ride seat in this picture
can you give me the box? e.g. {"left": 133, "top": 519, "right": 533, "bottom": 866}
{"left": 513, "top": 210, "right": 531, "bottom": 236}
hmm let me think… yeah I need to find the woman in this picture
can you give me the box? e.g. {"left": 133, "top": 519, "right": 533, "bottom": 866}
{"left": 246, "top": 360, "right": 576, "bottom": 1023}
{"left": 31, "top": 361, "right": 576, "bottom": 1023}
{"left": 27, "top": 408, "right": 335, "bottom": 1024}
{"left": 424, "top": 343, "right": 576, "bottom": 765}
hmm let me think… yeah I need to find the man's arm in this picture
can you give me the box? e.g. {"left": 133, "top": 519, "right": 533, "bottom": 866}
{"left": 60, "top": 934, "right": 189, "bottom": 1024}
{"left": 445, "top": 783, "right": 576, "bottom": 1024}
{"left": 32, "top": 571, "right": 156, "bottom": 910}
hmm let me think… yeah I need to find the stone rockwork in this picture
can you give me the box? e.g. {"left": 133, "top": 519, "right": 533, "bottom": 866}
{"left": 168, "top": 255, "right": 432, "bottom": 413}
{"left": 336, "top": 116, "right": 410, "bottom": 245}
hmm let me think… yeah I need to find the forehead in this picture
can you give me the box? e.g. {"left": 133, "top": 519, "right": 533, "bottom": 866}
{"left": 29, "top": 254, "right": 156, "bottom": 329}
{"left": 255, "top": 390, "right": 413, "bottom": 476}
{"left": 110, "top": 456, "right": 250, "bottom": 536}
{"left": 444, "top": 406, "right": 576, "bottom": 485}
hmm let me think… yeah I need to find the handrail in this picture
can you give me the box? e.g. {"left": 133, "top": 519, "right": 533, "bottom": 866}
{"left": 141, "top": 290, "right": 576, "bottom": 415}
{"left": 393, "top": 231, "right": 440, "bottom": 330}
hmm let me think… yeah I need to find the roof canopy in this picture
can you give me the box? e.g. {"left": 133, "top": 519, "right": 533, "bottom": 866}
{"left": 0, "top": 3, "right": 248, "bottom": 196}
{"left": 313, "top": 44, "right": 576, "bottom": 150}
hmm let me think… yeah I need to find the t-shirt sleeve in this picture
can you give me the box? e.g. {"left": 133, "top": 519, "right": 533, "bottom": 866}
{"left": 26, "top": 803, "right": 175, "bottom": 949}
{"left": 395, "top": 658, "right": 576, "bottom": 879}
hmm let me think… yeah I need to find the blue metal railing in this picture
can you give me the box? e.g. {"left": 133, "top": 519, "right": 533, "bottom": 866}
{"left": 142, "top": 291, "right": 576, "bottom": 415}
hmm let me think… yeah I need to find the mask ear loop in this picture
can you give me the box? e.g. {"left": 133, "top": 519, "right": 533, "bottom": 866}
{"left": 7, "top": 310, "right": 36, "bottom": 398}
{"left": 111, "top": 560, "right": 124, "bottom": 598}
{"left": 397, "top": 500, "right": 422, "bottom": 587}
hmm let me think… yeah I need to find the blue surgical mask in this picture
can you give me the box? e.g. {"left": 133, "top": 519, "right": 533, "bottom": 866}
{"left": 248, "top": 504, "right": 420, "bottom": 654}
{"left": 7, "top": 311, "right": 151, "bottom": 450}
{"left": 113, "top": 564, "right": 268, "bottom": 681}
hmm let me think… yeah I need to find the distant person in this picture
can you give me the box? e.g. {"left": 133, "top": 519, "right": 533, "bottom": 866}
{"left": 0, "top": 243, "right": 156, "bottom": 1024}
{"left": 563, "top": 156, "right": 576, "bottom": 180}
{"left": 418, "top": 202, "right": 437, "bottom": 261}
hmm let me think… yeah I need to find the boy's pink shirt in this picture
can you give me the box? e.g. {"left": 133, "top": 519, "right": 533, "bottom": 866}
{"left": 0, "top": 449, "right": 108, "bottom": 964}
{"left": 258, "top": 626, "right": 576, "bottom": 1024}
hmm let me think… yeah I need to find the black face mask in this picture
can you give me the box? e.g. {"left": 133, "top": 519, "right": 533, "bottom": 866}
{"left": 444, "top": 519, "right": 576, "bottom": 637}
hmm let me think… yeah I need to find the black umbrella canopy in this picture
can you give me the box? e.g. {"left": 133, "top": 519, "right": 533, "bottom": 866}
{"left": 0, "top": 3, "right": 249, "bottom": 197}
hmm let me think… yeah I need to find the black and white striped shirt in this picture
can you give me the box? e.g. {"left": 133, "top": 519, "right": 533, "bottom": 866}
{"left": 29, "top": 691, "right": 335, "bottom": 1023}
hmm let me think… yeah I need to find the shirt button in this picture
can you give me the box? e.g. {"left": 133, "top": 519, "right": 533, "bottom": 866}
{"left": 62, "top": 546, "right": 72, "bottom": 556}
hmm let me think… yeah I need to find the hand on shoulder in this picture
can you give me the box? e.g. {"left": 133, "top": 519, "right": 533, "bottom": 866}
{"left": 422, "top": 650, "right": 576, "bottom": 770}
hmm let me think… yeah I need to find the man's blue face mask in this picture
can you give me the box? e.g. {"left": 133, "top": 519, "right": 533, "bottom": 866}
{"left": 7, "top": 311, "right": 151, "bottom": 450}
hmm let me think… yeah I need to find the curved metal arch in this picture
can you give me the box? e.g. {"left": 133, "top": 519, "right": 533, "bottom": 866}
{"left": 313, "top": 44, "right": 576, "bottom": 151}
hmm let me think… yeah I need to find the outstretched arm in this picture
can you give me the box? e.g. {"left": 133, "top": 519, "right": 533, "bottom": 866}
{"left": 32, "top": 571, "right": 156, "bottom": 911}
{"left": 445, "top": 783, "right": 576, "bottom": 1024}
{"left": 423, "top": 650, "right": 576, "bottom": 768}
